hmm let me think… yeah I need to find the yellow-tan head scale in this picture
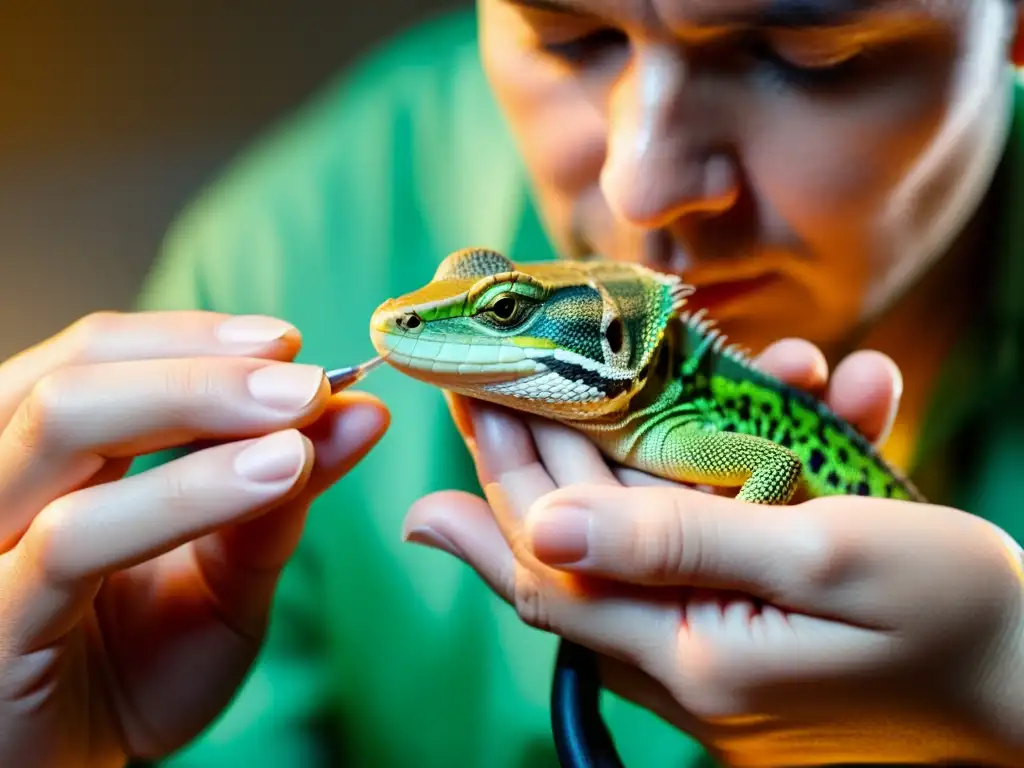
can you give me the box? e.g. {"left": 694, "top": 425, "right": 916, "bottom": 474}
{"left": 370, "top": 248, "right": 691, "bottom": 419}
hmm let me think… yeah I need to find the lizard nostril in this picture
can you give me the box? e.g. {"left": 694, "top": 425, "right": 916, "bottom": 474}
{"left": 396, "top": 312, "right": 422, "bottom": 332}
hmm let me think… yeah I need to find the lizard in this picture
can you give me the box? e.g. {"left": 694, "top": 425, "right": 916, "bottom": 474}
{"left": 368, "top": 246, "right": 924, "bottom": 505}
{"left": 366, "top": 246, "right": 926, "bottom": 767}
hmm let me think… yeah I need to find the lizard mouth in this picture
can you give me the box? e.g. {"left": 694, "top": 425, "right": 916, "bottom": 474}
{"left": 369, "top": 326, "right": 544, "bottom": 386}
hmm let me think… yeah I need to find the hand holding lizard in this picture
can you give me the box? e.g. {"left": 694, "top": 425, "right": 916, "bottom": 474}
{"left": 405, "top": 339, "right": 1024, "bottom": 766}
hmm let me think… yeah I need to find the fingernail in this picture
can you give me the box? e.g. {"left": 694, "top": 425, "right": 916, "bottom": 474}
{"left": 248, "top": 364, "right": 325, "bottom": 411}
{"left": 234, "top": 430, "right": 306, "bottom": 483}
{"left": 217, "top": 315, "right": 297, "bottom": 345}
{"left": 404, "top": 526, "right": 465, "bottom": 559}
{"left": 529, "top": 506, "right": 591, "bottom": 565}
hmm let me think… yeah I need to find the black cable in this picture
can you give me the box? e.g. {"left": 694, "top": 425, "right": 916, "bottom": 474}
{"left": 551, "top": 639, "right": 625, "bottom": 768}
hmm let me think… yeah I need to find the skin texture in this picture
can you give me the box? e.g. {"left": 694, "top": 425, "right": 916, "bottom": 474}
{"left": 475, "top": 0, "right": 1024, "bottom": 472}
{"left": 1, "top": 2, "right": 1022, "bottom": 766}
{"left": 477, "top": 0, "right": 1016, "bottom": 353}
{"left": 0, "top": 312, "right": 389, "bottom": 766}
{"left": 0, "top": 310, "right": 884, "bottom": 768}
{"left": 401, "top": 0, "right": 1024, "bottom": 764}
{"left": 407, "top": 364, "right": 1024, "bottom": 765}
{"left": 369, "top": 250, "right": 922, "bottom": 504}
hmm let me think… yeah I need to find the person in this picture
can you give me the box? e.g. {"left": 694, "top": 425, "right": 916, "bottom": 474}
{"left": 1, "top": 1, "right": 1022, "bottom": 766}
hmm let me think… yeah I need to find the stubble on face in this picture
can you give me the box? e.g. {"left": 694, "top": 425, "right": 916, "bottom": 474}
{"left": 478, "top": 0, "right": 1017, "bottom": 353}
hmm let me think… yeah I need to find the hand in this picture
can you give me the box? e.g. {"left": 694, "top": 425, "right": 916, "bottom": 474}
{"left": 0, "top": 311, "right": 389, "bottom": 767}
{"left": 405, "top": 339, "right": 1024, "bottom": 766}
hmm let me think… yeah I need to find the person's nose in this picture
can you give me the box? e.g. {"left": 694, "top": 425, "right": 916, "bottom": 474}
{"left": 600, "top": 45, "right": 739, "bottom": 229}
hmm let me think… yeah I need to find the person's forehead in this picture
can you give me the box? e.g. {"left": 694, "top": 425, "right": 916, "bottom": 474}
{"left": 505, "top": 0, "right": 959, "bottom": 27}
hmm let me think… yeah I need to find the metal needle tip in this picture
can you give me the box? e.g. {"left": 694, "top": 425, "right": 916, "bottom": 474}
{"left": 325, "top": 356, "right": 385, "bottom": 393}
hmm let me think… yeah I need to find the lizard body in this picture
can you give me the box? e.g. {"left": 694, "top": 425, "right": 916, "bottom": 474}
{"left": 369, "top": 247, "right": 924, "bottom": 505}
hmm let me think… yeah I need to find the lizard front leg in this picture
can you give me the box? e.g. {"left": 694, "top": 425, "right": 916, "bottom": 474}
{"left": 628, "top": 420, "right": 803, "bottom": 504}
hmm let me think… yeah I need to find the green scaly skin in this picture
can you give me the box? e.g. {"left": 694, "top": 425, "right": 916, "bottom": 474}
{"left": 369, "top": 247, "right": 925, "bottom": 505}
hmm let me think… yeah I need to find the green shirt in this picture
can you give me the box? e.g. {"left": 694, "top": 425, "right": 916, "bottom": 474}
{"left": 134, "top": 10, "right": 1024, "bottom": 767}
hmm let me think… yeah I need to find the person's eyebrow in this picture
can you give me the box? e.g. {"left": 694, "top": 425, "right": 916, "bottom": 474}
{"left": 501, "top": 0, "right": 887, "bottom": 28}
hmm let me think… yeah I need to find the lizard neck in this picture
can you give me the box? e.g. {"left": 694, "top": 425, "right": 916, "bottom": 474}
{"left": 560, "top": 319, "right": 691, "bottom": 445}
{"left": 564, "top": 311, "right": 732, "bottom": 429}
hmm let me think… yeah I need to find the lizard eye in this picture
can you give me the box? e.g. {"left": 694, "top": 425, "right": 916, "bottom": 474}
{"left": 481, "top": 293, "right": 525, "bottom": 326}
{"left": 477, "top": 291, "right": 537, "bottom": 329}
{"left": 491, "top": 295, "right": 517, "bottom": 321}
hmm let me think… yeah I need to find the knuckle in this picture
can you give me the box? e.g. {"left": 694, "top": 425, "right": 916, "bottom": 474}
{"left": 624, "top": 510, "right": 677, "bottom": 581}
{"left": 654, "top": 492, "right": 706, "bottom": 580}
{"left": 18, "top": 370, "right": 76, "bottom": 449}
{"left": 671, "top": 637, "right": 743, "bottom": 720}
{"left": 26, "top": 498, "right": 80, "bottom": 584}
{"left": 785, "top": 503, "right": 853, "bottom": 592}
{"left": 163, "top": 359, "right": 224, "bottom": 403}
{"left": 511, "top": 569, "right": 551, "bottom": 632}
{"left": 64, "top": 311, "right": 122, "bottom": 364}
{"left": 153, "top": 467, "right": 199, "bottom": 515}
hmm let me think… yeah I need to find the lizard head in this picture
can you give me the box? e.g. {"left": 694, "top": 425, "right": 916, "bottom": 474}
{"left": 369, "top": 247, "right": 693, "bottom": 420}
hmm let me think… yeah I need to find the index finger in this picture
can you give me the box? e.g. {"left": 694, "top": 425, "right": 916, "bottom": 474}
{"left": 451, "top": 399, "right": 573, "bottom": 566}
{"left": 754, "top": 339, "right": 902, "bottom": 447}
{"left": 824, "top": 350, "right": 902, "bottom": 447}
{"left": 0, "top": 311, "right": 301, "bottom": 423}
{"left": 754, "top": 338, "right": 829, "bottom": 395}
{"left": 525, "top": 483, "right": 831, "bottom": 603}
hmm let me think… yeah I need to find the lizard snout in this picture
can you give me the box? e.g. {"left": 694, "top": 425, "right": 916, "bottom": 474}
{"left": 369, "top": 299, "right": 423, "bottom": 335}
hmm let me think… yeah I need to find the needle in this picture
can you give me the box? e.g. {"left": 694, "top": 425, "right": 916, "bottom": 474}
{"left": 324, "top": 355, "right": 385, "bottom": 393}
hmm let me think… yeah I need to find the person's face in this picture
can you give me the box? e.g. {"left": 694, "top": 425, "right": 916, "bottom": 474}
{"left": 479, "top": 0, "right": 1023, "bottom": 352}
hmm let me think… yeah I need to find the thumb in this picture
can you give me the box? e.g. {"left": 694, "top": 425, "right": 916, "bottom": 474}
{"left": 524, "top": 483, "right": 836, "bottom": 605}
{"left": 523, "top": 484, "right": 903, "bottom": 688}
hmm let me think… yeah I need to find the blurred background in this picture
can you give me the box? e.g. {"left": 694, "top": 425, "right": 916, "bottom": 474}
{"left": 0, "top": 2, "right": 464, "bottom": 360}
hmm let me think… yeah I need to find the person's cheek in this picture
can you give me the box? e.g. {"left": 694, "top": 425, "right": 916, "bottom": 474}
{"left": 479, "top": 9, "right": 621, "bottom": 256}
{"left": 739, "top": 69, "right": 950, "bottom": 324}
{"left": 739, "top": 111, "right": 876, "bottom": 329}
{"left": 750, "top": 47, "right": 955, "bottom": 247}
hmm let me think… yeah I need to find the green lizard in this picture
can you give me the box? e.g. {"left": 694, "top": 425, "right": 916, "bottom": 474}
{"left": 368, "top": 246, "right": 924, "bottom": 505}
{"left": 368, "top": 246, "right": 927, "bottom": 767}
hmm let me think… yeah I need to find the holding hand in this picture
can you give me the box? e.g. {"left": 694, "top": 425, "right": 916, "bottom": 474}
{"left": 0, "top": 311, "right": 389, "bottom": 767}
{"left": 406, "top": 340, "right": 1024, "bottom": 766}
